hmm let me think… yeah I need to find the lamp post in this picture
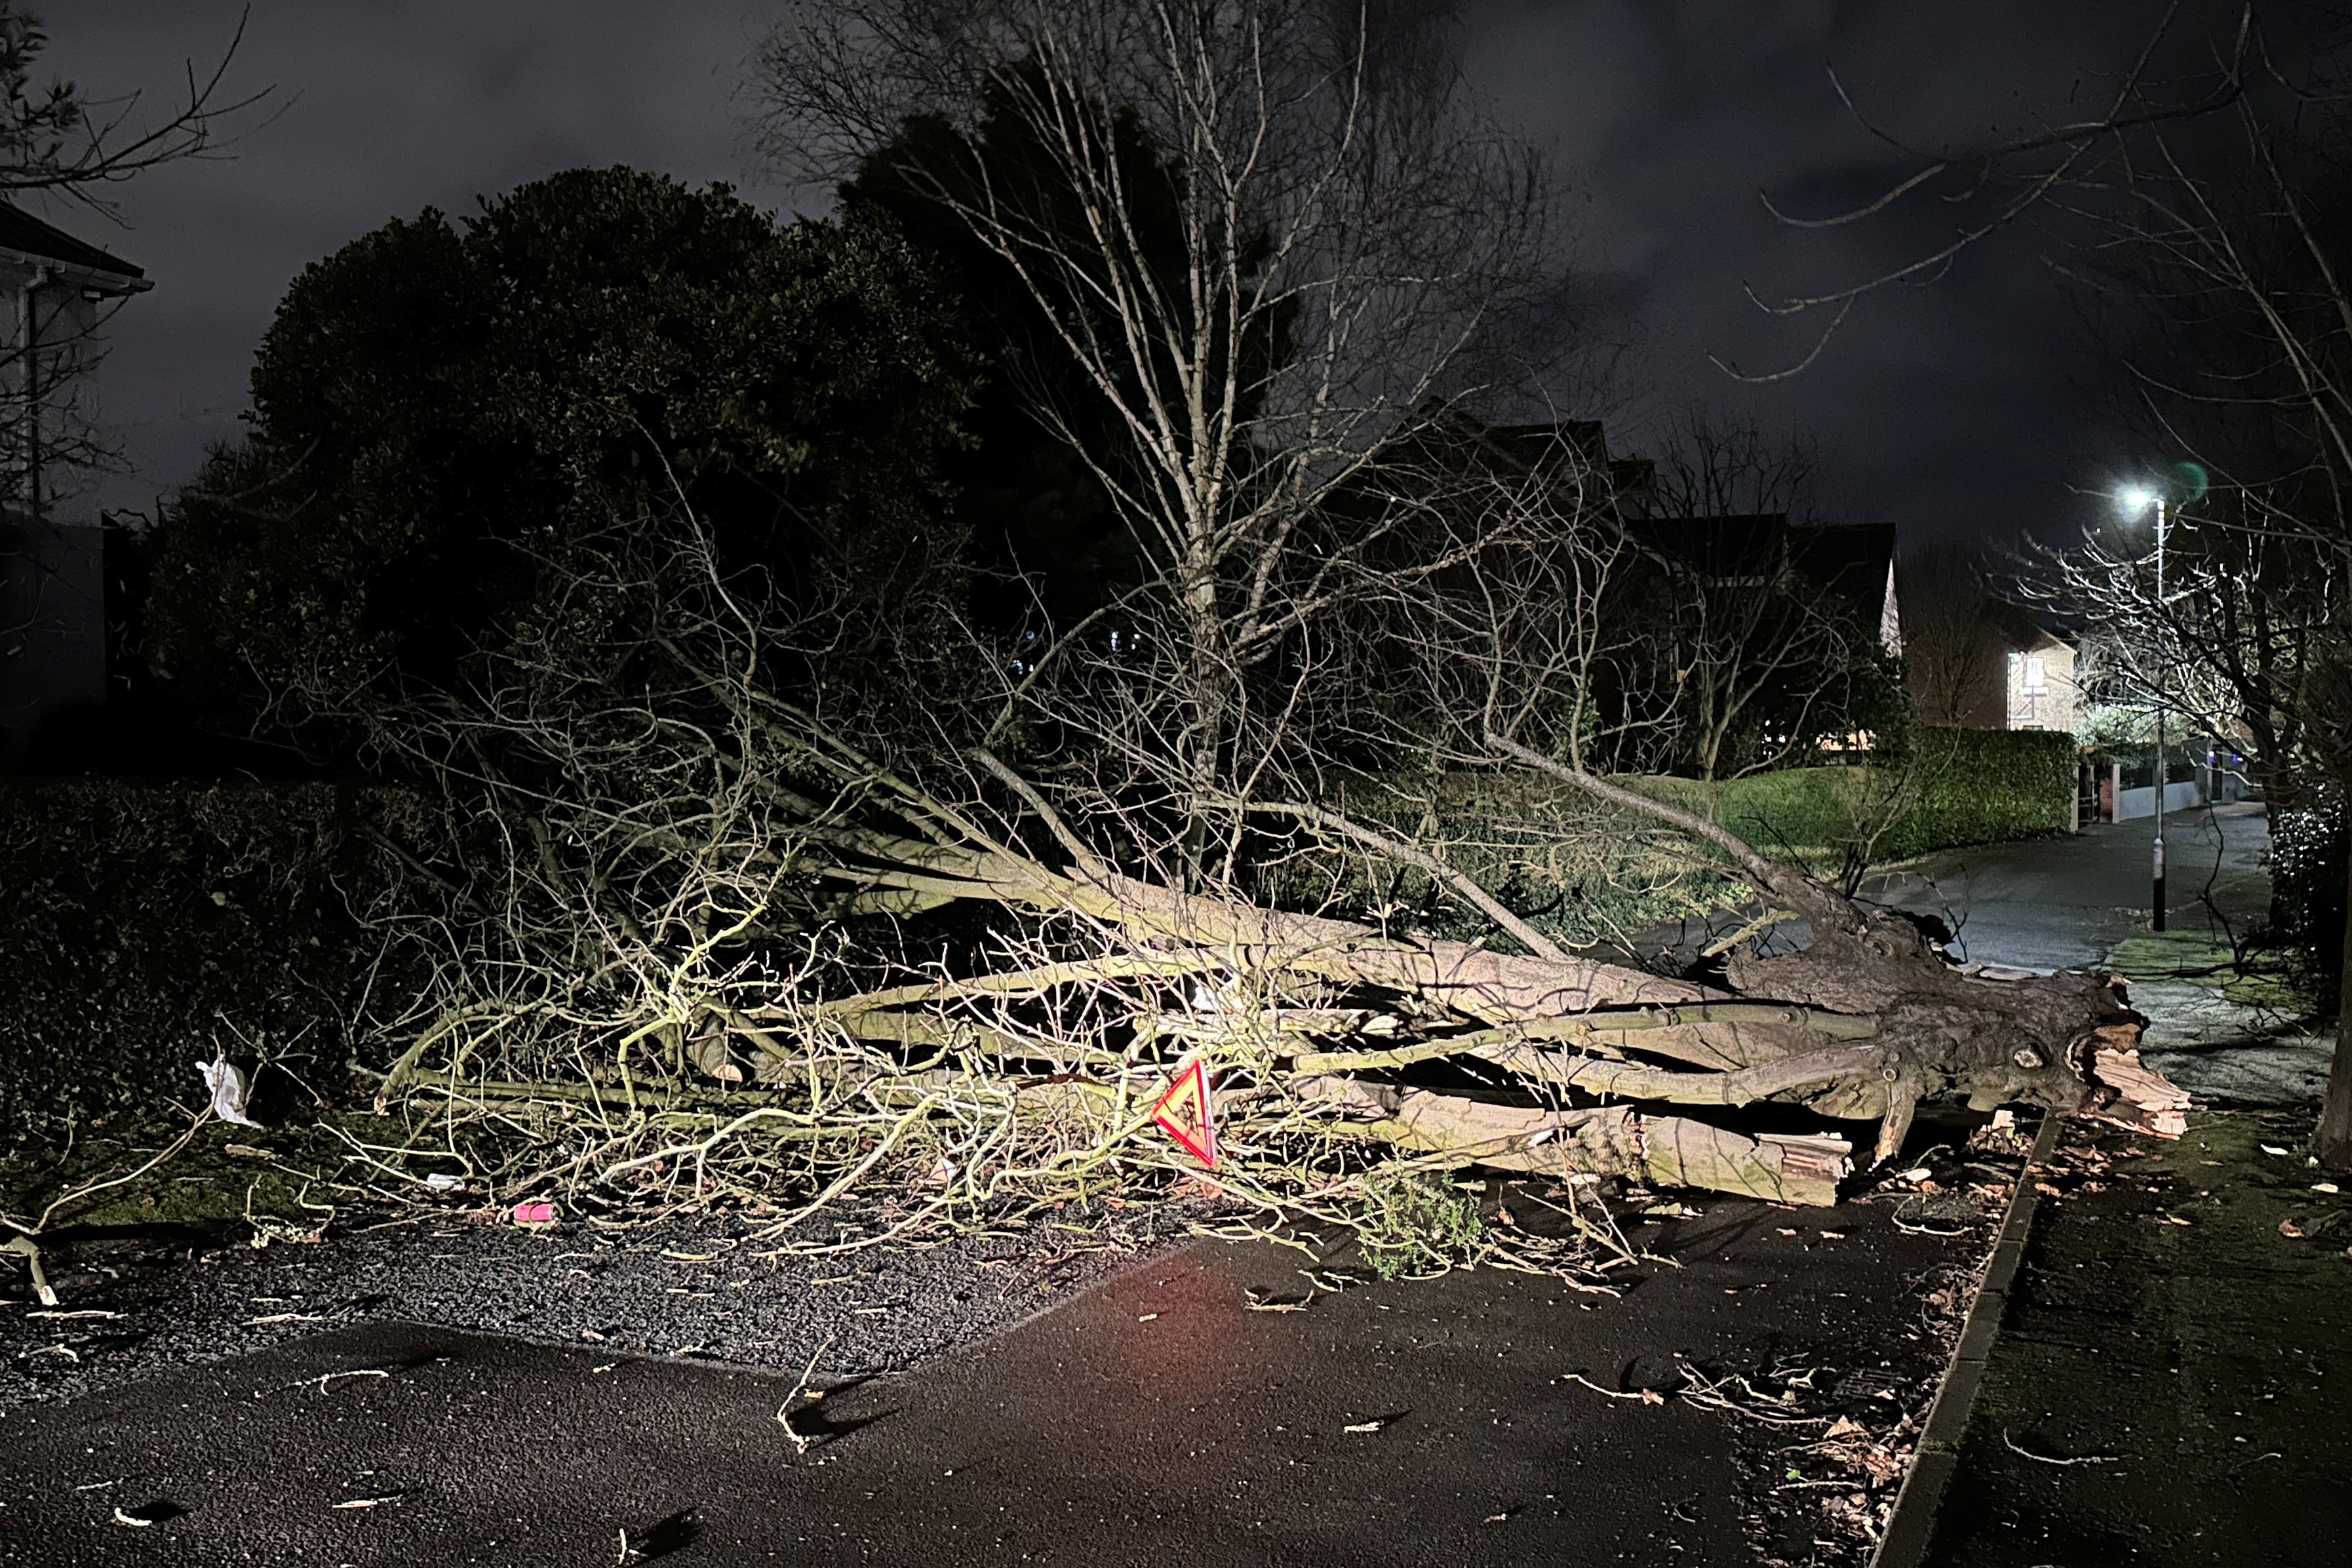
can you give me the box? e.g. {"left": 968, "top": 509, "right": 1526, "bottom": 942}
{"left": 2120, "top": 485, "right": 2169, "bottom": 931}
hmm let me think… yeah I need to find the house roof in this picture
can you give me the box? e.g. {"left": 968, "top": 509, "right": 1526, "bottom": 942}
{"left": 1982, "top": 598, "right": 2072, "bottom": 654}
{"left": 0, "top": 203, "right": 146, "bottom": 290}
{"left": 1624, "top": 513, "right": 1896, "bottom": 629}
{"left": 1628, "top": 511, "right": 1786, "bottom": 576}
{"left": 1790, "top": 520, "right": 1896, "bottom": 602}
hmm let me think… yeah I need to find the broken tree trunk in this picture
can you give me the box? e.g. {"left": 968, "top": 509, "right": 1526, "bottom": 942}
{"left": 780, "top": 806, "right": 2184, "bottom": 1207}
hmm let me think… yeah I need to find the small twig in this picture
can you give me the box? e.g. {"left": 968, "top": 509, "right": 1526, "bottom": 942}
{"left": 776, "top": 1333, "right": 838, "bottom": 1458}
{"left": 1556, "top": 1371, "right": 1663, "bottom": 1403}
{"left": 289, "top": 1367, "right": 392, "bottom": 1395}
{"left": 2002, "top": 1429, "right": 2117, "bottom": 1466}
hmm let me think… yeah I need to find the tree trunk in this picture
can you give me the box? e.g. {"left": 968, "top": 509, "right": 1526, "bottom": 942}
{"left": 810, "top": 831, "right": 2189, "bottom": 1204}
{"left": 2315, "top": 789, "right": 2352, "bottom": 1169}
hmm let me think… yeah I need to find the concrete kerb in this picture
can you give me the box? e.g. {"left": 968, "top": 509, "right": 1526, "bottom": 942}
{"left": 1869, "top": 1111, "right": 2060, "bottom": 1568}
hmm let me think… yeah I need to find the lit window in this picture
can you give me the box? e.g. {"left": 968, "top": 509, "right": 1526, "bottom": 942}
{"left": 2023, "top": 657, "right": 2047, "bottom": 694}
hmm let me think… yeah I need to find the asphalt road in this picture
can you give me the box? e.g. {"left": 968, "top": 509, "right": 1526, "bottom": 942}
{"left": 0, "top": 1173, "right": 2000, "bottom": 1568}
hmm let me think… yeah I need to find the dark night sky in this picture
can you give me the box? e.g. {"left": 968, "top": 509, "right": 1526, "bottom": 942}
{"left": 47, "top": 2, "right": 2230, "bottom": 550}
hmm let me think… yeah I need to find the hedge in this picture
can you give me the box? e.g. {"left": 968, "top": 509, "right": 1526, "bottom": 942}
{"left": 2272, "top": 791, "right": 2347, "bottom": 1012}
{"left": 1634, "top": 728, "right": 2079, "bottom": 863}
{"left": 0, "top": 781, "right": 423, "bottom": 1132}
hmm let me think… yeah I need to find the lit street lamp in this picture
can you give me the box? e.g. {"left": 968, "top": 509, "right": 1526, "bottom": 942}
{"left": 2119, "top": 484, "right": 2169, "bottom": 931}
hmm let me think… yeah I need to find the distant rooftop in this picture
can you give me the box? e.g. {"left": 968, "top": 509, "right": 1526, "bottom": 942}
{"left": 0, "top": 202, "right": 146, "bottom": 290}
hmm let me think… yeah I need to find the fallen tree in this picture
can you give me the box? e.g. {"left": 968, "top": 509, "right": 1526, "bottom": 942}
{"left": 340, "top": 600, "right": 2183, "bottom": 1231}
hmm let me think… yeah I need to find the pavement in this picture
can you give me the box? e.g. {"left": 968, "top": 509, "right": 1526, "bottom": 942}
{"left": 1916, "top": 1110, "right": 2352, "bottom": 1568}
{"left": 0, "top": 1170, "right": 2005, "bottom": 1567}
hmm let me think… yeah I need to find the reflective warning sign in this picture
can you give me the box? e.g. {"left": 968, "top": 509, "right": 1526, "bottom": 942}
{"left": 1150, "top": 1058, "right": 1217, "bottom": 1167}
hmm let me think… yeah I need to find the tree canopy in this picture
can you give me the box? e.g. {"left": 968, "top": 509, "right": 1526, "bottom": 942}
{"left": 149, "top": 166, "right": 976, "bottom": 743}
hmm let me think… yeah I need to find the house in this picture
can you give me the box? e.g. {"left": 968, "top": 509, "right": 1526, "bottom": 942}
{"left": 1622, "top": 511, "right": 1900, "bottom": 653}
{"left": 1900, "top": 583, "right": 2079, "bottom": 735}
{"left": 1999, "top": 612, "right": 2079, "bottom": 733}
{"left": 0, "top": 203, "right": 149, "bottom": 768}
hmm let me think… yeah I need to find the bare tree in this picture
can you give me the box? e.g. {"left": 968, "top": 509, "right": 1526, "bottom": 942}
{"left": 303, "top": 477, "right": 2180, "bottom": 1238}
{"left": 753, "top": 0, "right": 1559, "bottom": 875}
{"left": 34, "top": 6, "right": 2184, "bottom": 1278}
{"left": 2021, "top": 88, "right": 2352, "bottom": 1159}
{"left": 1724, "top": 3, "right": 2352, "bottom": 1162}
{"left": 1626, "top": 414, "right": 1887, "bottom": 781}
{"left": 1899, "top": 543, "right": 2006, "bottom": 728}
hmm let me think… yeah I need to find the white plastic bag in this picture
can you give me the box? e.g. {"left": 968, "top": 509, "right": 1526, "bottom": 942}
{"left": 197, "top": 1052, "right": 261, "bottom": 1128}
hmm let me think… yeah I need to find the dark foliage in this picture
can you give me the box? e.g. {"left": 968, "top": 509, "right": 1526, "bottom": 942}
{"left": 0, "top": 781, "right": 423, "bottom": 1131}
{"left": 146, "top": 167, "right": 978, "bottom": 751}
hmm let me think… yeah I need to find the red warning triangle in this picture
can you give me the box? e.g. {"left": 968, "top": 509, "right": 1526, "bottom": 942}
{"left": 1151, "top": 1058, "right": 1217, "bottom": 1167}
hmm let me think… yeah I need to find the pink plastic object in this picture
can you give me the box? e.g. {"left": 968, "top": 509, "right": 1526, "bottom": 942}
{"left": 511, "top": 1202, "right": 557, "bottom": 1225}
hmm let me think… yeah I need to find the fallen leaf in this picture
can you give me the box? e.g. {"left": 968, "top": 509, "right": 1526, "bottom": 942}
{"left": 1824, "top": 1417, "right": 1866, "bottom": 1440}
{"left": 1343, "top": 1419, "right": 1384, "bottom": 1434}
{"left": 2157, "top": 1214, "right": 2191, "bottom": 1226}
{"left": 2315, "top": 1183, "right": 2342, "bottom": 1195}
{"left": 1894, "top": 1166, "right": 1932, "bottom": 1183}
{"left": 2262, "top": 1145, "right": 2292, "bottom": 1157}
{"left": 2281, "top": 1219, "right": 2307, "bottom": 1238}
{"left": 1818, "top": 1231, "right": 1847, "bottom": 1241}
{"left": 1640, "top": 1388, "right": 1666, "bottom": 1405}
{"left": 1137, "top": 1313, "right": 1160, "bottom": 1323}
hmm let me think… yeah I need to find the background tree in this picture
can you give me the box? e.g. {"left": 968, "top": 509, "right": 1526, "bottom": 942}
{"left": 2031, "top": 100, "right": 2352, "bottom": 1160}
{"left": 1633, "top": 413, "right": 1898, "bottom": 781}
{"left": 0, "top": 3, "right": 271, "bottom": 614}
{"left": 147, "top": 168, "right": 977, "bottom": 756}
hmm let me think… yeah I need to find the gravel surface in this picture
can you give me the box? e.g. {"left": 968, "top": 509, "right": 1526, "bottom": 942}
{"left": 0, "top": 1198, "right": 1190, "bottom": 1411}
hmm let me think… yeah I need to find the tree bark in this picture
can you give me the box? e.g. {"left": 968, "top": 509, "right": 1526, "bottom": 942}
{"left": 2314, "top": 788, "right": 2352, "bottom": 1169}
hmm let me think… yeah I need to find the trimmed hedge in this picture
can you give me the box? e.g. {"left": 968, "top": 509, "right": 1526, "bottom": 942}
{"left": 1636, "top": 728, "right": 2079, "bottom": 863}
{"left": 0, "top": 781, "right": 423, "bottom": 1131}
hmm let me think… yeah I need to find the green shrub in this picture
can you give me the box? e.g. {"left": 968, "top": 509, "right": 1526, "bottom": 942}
{"left": 1356, "top": 1169, "right": 1487, "bottom": 1279}
{"left": 2272, "top": 792, "right": 2346, "bottom": 1013}
{"left": 1633, "top": 728, "right": 2078, "bottom": 867}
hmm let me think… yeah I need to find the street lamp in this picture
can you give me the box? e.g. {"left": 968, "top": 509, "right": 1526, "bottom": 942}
{"left": 2118, "top": 484, "right": 2169, "bottom": 931}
